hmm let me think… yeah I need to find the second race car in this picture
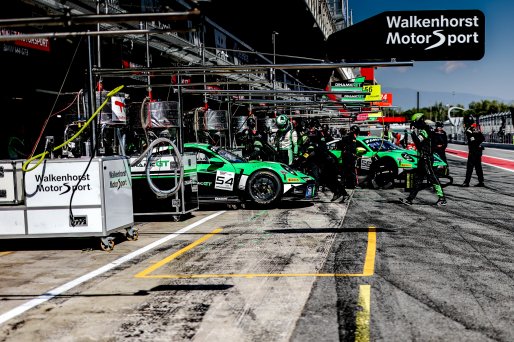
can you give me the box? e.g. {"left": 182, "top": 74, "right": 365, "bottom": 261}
{"left": 328, "top": 136, "right": 452, "bottom": 189}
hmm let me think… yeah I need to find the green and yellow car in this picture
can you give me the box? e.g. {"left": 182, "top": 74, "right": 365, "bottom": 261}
{"left": 328, "top": 136, "right": 451, "bottom": 189}
{"left": 183, "top": 143, "right": 316, "bottom": 206}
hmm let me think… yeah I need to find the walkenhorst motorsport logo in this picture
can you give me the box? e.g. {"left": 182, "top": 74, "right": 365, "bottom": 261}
{"left": 385, "top": 14, "right": 481, "bottom": 51}
{"left": 34, "top": 173, "right": 92, "bottom": 195}
{"left": 326, "top": 10, "right": 485, "bottom": 62}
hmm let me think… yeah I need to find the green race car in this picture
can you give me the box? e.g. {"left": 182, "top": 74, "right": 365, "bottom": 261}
{"left": 183, "top": 143, "right": 316, "bottom": 206}
{"left": 328, "top": 136, "right": 451, "bottom": 189}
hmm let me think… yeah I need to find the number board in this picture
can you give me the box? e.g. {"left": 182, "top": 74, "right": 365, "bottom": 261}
{"left": 215, "top": 170, "right": 235, "bottom": 191}
{"left": 361, "top": 158, "right": 372, "bottom": 170}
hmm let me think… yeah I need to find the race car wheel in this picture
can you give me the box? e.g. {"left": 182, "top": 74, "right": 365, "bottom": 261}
{"left": 247, "top": 170, "right": 282, "bottom": 206}
{"left": 370, "top": 159, "right": 397, "bottom": 189}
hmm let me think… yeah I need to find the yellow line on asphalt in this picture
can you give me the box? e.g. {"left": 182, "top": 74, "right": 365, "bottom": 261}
{"left": 136, "top": 226, "right": 377, "bottom": 279}
{"left": 362, "top": 226, "right": 376, "bottom": 276}
{"left": 139, "top": 272, "right": 371, "bottom": 279}
{"left": 0, "top": 252, "right": 13, "bottom": 257}
{"left": 135, "top": 228, "right": 223, "bottom": 278}
{"left": 355, "top": 285, "right": 371, "bottom": 342}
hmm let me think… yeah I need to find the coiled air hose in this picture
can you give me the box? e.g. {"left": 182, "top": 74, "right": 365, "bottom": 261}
{"left": 22, "top": 85, "right": 125, "bottom": 172}
{"left": 140, "top": 96, "right": 151, "bottom": 147}
{"left": 129, "top": 137, "right": 183, "bottom": 198}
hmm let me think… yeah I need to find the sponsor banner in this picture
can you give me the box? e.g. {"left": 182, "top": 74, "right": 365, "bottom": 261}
{"left": 331, "top": 76, "right": 365, "bottom": 88}
{"left": 356, "top": 112, "right": 384, "bottom": 121}
{"left": 327, "top": 10, "right": 485, "bottom": 61}
{"left": 368, "top": 111, "right": 384, "bottom": 118}
{"left": 364, "top": 85, "right": 382, "bottom": 102}
{"left": 372, "top": 93, "right": 393, "bottom": 107}
{"left": 0, "top": 29, "right": 51, "bottom": 52}
{"left": 356, "top": 113, "right": 368, "bottom": 121}
{"left": 130, "top": 156, "right": 178, "bottom": 173}
{"left": 378, "top": 116, "right": 407, "bottom": 123}
{"left": 1, "top": 29, "right": 51, "bottom": 57}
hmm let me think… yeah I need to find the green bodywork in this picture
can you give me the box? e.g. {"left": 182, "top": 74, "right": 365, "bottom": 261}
{"left": 184, "top": 143, "right": 315, "bottom": 203}
{"left": 185, "top": 143, "right": 313, "bottom": 182}
{"left": 328, "top": 136, "right": 448, "bottom": 176}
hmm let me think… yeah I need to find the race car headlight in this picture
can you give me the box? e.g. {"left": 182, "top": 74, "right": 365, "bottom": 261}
{"left": 282, "top": 164, "right": 297, "bottom": 175}
{"left": 401, "top": 153, "right": 415, "bottom": 162}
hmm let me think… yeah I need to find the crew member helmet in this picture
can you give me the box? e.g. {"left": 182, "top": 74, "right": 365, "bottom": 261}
{"left": 247, "top": 117, "right": 256, "bottom": 129}
{"left": 411, "top": 113, "right": 424, "bottom": 122}
{"left": 463, "top": 114, "right": 475, "bottom": 127}
{"left": 350, "top": 125, "right": 360, "bottom": 135}
{"left": 411, "top": 113, "right": 426, "bottom": 128}
{"left": 276, "top": 114, "right": 289, "bottom": 130}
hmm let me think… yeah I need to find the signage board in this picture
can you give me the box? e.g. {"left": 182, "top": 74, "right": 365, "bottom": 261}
{"left": 364, "top": 85, "right": 382, "bottom": 102}
{"left": 372, "top": 93, "right": 393, "bottom": 107}
{"left": 327, "top": 10, "right": 485, "bottom": 62}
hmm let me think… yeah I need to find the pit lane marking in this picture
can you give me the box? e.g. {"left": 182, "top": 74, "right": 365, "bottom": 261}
{"left": 447, "top": 148, "right": 514, "bottom": 172}
{"left": 135, "top": 228, "right": 223, "bottom": 278}
{"left": 0, "top": 211, "right": 226, "bottom": 326}
{"left": 355, "top": 285, "right": 371, "bottom": 342}
{"left": 135, "top": 226, "right": 377, "bottom": 279}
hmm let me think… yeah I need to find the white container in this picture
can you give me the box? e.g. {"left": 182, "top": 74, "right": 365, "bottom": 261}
{"left": 0, "top": 160, "right": 24, "bottom": 205}
{"left": 0, "top": 156, "right": 134, "bottom": 238}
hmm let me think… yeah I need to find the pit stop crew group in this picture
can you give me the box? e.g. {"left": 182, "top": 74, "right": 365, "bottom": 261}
{"left": 236, "top": 113, "right": 484, "bottom": 207}
{"left": 236, "top": 114, "right": 357, "bottom": 202}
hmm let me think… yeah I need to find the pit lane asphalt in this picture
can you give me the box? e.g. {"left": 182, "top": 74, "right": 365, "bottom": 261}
{"left": 0, "top": 149, "right": 513, "bottom": 342}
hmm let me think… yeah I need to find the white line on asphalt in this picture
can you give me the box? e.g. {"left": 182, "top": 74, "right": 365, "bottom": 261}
{"left": 0, "top": 211, "right": 226, "bottom": 326}
{"left": 448, "top": 153, "right": 514, "bottom": 173}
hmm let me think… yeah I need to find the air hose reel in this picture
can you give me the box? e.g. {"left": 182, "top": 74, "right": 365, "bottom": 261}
{"left": 129, "top": 137, "right": 183, "bottom": 198}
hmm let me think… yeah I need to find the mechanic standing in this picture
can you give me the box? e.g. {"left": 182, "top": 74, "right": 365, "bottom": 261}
{"left": 400, "top": 113, "right": 447, "bottom": 206}
{"left": 237, "top": 117, "right": 276, "bottom": 161}
{"left": 274, "top": 114, "right": 298, "bottom": 165}
{"left": 462, "top": 121, "right": 485, "bottom": 187}
{"left": 432, "top": 121, "right": 448, "bottom": 164}
{"left": 294, "top": 122, "right": 348, "bottom": 202}
{"left": 401, "top": 129, "right": 409, "bottom": 148}
{"left": 339, "top": 125, "right": 359, "bottom": 189}
{"left": 381, "top": 124, "right": 394, "bottom": 143}
{"left": 293, "top": 121, "right": 321, "bottom": 186}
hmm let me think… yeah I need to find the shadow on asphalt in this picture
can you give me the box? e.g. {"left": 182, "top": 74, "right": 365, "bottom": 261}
{"left": 149, "top": 284, "right": 234, "bottom": 291}
{"left": 265, "top": 227, "right": 396, "bottom": 234}
{"left": 0, "top": 232, "right": 129, "bottom": 251}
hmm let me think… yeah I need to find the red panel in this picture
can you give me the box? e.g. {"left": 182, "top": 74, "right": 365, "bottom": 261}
{"left": 360, "top": 67, "right": 375, "bottom": 81}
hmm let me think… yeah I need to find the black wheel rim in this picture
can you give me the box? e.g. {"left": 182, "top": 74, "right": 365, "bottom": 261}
{"left": 250, "top": 175, "right": 278, "bottom": 201}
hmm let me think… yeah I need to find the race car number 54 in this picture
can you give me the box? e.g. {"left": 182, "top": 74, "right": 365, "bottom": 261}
{"left": 215, "top": 170, "right": 235, "bottom": 191}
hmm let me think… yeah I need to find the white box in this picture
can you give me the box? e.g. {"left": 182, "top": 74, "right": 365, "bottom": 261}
{"left": 0, "top": 160, "right": 24, "bottom": 205}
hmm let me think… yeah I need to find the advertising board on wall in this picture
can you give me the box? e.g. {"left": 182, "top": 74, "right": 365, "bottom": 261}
{"left": 327, "top": 10, "right": 485, "bottom": 62}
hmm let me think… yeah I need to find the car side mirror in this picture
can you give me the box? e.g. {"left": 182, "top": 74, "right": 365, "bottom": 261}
{"left": 209, "top": 157, "right": 225, "bottom": 166}
{"left": 356, "top": 147, "right": 367, "bottom": 156}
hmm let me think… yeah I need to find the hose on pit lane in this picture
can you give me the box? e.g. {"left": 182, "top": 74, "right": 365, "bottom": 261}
{"left": 129, "top": 137, "right": 183, "bottom": 198}
{"left": 22, "top": 85, "right": 125, "bottom": 172}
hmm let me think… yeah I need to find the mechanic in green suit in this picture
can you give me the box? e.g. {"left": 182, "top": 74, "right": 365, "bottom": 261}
{"left": 400, "top": 113, "right": 447, "bottom": 206}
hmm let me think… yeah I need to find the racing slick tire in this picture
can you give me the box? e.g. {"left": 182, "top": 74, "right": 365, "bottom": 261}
{"left": 246, "top": 170, "right": 283, "bottom": 206}
{"left": 370, "top": 159, "right": 396, "bottom": 189}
